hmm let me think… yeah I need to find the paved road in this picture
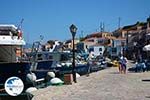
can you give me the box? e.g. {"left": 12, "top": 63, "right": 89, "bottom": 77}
{"left": 32, "top": 61, "right": 150, "bottom": 100}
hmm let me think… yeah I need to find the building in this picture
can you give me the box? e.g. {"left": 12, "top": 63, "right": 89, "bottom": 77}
{"left": 80, "top": 32, "right": 116, "bottom": 57}
{"left": 113, "top": 17, "right": 150, "bottom": 59}
{"left": 113, "top": 17, "right": 150, "bottom": 38}
{"left": 63, "top": 39, "right": 80, "bottom": 51}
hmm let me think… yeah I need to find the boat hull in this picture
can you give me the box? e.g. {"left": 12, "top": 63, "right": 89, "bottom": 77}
{"left": 0, "top": 60, "right": 53, "bottom": 88}
{"left": 0, "top": 62, "right": 30, "bottom": 84}
{"left": 32, "top": 64, "right": 89, "bottom": 80}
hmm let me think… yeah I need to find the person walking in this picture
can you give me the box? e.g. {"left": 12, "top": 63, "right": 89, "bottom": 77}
{"left": 119, "top": 55, "right": 127, "bottom": 74}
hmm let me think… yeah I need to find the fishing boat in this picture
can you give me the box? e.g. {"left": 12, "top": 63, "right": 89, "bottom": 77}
{"left": 28, "top": 49, "right": 89, "bottom": 80}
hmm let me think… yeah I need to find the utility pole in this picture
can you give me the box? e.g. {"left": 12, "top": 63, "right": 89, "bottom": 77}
{"left": 100, "top": 22, "right": 105, "bottom": 32}
{"left": 125, "top": 30, "right": 129, "bottom": 57}
{"left": 103, "top": 22, "right": 105, "bottom": 32}
{"left": 118, "top": 17, "right": 121, "bottom": 29}
{"left": 79, "top": 30, "right": 84, "bottom": 41}
{"left": 100, "top": 22, "right": 103, "bottom": 32}
{"left": 81, "top": 30, "right": 84, "bottom": 38}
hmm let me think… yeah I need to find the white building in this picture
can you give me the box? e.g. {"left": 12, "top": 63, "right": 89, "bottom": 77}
{"left": 89, "top": 45, "right": 105, "bottom": 56}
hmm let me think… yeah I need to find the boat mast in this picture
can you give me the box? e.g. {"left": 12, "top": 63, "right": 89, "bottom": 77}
{"left": 18, "top": 18, "right": 24, "bottom": 62}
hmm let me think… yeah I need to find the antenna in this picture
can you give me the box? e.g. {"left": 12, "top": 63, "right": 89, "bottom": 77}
{"left": 18, "top": 18, "right": 24, "bottom": 30}
{"left": 103, "top": 22, "right": 105, "bottom": 32}
{"left": 40, "top": 35, "right": 44, "bottom": 42}
{"left": 118, "top": 17, "right": 121, "bottom": 29}
{"left": 81, "top": 30, "right": 84, "bottom": 38}
{"left": 100, "top": 22, "right": 103, "bottom": 32}
{"left": 100, "top": 22, "right": 105, "bottom": 32}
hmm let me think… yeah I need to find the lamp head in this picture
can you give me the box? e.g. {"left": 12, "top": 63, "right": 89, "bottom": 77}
{"left": 70, "top": 24, "right": 77, "bottom": 37}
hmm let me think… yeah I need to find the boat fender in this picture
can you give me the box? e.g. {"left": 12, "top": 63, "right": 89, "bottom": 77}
{"left": 25, "top": 87, "right": 37, "bottom": 93}
{"left": 50, "top": 78, "right": 64, "bottom": 85}
{"left": 56, "top": 64, "right": 62, "bottom": 67}
{"left": 26, "top": 73, "right": 37, "bottom": 83}
{"left": 47, "top": 72, "right": 55, "bottom": 78}
{"left": 76, "top": 73, "right": 80, "bottom": 78}
{"left": 45, "top": 72, "right": 56, "bottom": 82}
{"left": 65, "top": 62, "right": 72, "bottom": 67}
{"left": 61, "top": 63, "right": 65, "bottom": 66}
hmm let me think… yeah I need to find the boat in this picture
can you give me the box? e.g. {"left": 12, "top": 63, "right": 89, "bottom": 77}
{"left": 0, "top": 24, "right": 29, "bottom": 84}
{"left": 0, "top": 25, "right": 30, "bottom": 98}
{"left": 29, "top": 50, "right": 90, "bottom": 80}
{"left": 0, "top": 25, "right": 89, "bottom": 93}
{"left": 0, "top": 24, "right": 25, "bottom": 62}
{"left": 0, "top": 25, "right": 54, "bottom": 95}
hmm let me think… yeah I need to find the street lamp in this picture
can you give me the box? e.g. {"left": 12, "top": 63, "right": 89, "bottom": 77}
{"left": 69, "top": 24, "right": 77, "bottom": 83}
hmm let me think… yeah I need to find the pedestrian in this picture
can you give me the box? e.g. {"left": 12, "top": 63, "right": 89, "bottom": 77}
{"left": 119, "top": 55, "right": 127, "bottom": 74}
{"left": 118, "top": 61, "right": 122, "bottom": 73}
{"left": 86, "top": 54, "right": 93, "bottom": 76}
{"left": 86, "top": 61, "right": 91, "bottom": 76}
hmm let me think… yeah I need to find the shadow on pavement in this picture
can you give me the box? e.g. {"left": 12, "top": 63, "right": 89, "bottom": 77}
{"left": 142, "top": 79, "right": 150, "bottom": 82}
{"left": 145, "top": 96, "right": 150, "bottom": 98}
{"left": 0, "top": 93, "right": 33, "bottom": 100}
{"left": 109, "top": 72, "right": 120, "bottom": 74}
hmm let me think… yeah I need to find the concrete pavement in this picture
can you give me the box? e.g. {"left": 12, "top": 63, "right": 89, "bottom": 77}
{"left": 31, "top": 61, "right": 150, "bottom": 100}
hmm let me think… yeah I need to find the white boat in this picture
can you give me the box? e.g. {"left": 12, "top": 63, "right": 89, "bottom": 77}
{"left": 0, "top": 24, "right": 25, "bottom": 62}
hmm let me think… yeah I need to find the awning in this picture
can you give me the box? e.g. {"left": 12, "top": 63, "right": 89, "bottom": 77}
{"left": 143, "top": 44, "right": 150, "bottom": 51}
{"left": 146, "top": 33, "right": 150, "bottom": 36}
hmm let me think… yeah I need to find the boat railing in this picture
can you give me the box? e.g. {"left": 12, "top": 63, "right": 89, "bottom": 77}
{"left": 27, "top": 41, "right": 42, "bottom": 62}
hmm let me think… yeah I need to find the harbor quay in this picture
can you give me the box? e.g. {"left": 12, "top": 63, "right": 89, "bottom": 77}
{"left": 31, "top": 61, "right": 150, "bottom": 100}
{"left": 0, "top": 1, "right": 150, "bottom": 100}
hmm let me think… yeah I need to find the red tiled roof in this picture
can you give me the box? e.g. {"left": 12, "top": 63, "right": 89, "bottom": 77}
{"left": 81, "top": 32, "right": 112, "bottom": 41}
{"left": 92, "top": 43, "right": 112, "bottom": 47}
{"left": 113, "top": 37, "right": 126, "bottom": 40}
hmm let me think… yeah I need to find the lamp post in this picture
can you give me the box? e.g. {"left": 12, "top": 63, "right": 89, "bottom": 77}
{"left": 121, "top": 41, "right": 125, "bottom": 56}
{"left": 69, "top": 24, "right": 77, "bottom": 83}
{"left": 133, "top": 42, "right": 137, "bottom": 61}
{"left": 126, "top": 31, "right": 129, "bottom": 57}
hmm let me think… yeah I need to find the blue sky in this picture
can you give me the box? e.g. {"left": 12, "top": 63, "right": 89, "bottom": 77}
{"left": 0, "top": 0, "right": 150, "bottom": 43}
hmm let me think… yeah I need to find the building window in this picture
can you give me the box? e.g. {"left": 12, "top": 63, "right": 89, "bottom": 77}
{"left": 86, "top": 45, "right": 88, "bottom": 49}
{"left": 112, "top": 48, "right": 117, "bottom": 53}
{"left": 98, "top": 39, "right": 104, "bottom": 44}
{"left": 87, "top": 39, "right": 94, "bottom": 42}
{"left": 89, "top": 48, "right": 94, "bottom": 52}
{"left": 99, "top": 48, "right": 102, "bottom": 51}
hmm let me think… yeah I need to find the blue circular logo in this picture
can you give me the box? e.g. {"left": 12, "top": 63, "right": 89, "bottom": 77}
{"left": 4, "top": 77, "right": 24, "bottom": 96}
